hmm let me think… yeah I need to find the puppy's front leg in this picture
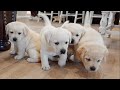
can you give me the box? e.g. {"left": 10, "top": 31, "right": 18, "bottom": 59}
{"left": 58, "top": 54, "right": 67, "bottom": 67}
{"left": 27, "top": 49, "right": 40, "bottom": 63}
{"left": 10, "top": 43, "right": 18, "bottom": 55}
{"left": 74, "top": 52, "right": 80, "bottom": 63}
{"left": 14, "top": 43, "right": 25, "bottom": 60}
{"left": 41, "top": 52, "right": 50, "bottom": 71}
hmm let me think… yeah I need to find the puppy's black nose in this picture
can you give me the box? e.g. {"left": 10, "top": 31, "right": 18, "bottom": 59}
{"left": 90, "top": 66, "right": 96, "bottom": 71}
{"left": 60, "top": 49, "right": 66, "bottom": 54}
{"left": 13, "top": 38, "right": 17, "bottom": 41}
{"left": 71, "top": 39, "right": 74, "bottom": 44}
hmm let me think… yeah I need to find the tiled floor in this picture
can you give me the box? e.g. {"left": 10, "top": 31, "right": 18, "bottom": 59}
{"left": 0, "top": 18, "right": 119, "bottom": 79}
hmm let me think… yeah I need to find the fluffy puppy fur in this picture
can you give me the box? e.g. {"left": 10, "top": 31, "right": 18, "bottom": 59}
{"left": 6, "top": 21, "right": 40, "bottom": 62}
{"left": 75, "top": 11, "right": 108, "bottom": 72}
{"left": 39, "top": 12, "right": 72, "bottom": 70}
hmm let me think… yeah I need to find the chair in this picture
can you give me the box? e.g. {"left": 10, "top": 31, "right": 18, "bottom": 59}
{"left": 17, "top": 11, "right": 30, "bottom": 19}
{"left": 89, "top": 11, "right": 102, "bottom": 24}
{"left": 59, "top": 11, "right": 78, "bottom": 23}
{"left": 52, "top": 11, "right": 60, "bottom": 16}
{"left": 99, "top": 11, "right": 120, "bottom": 38}
{"left": 59, "top": 11, "right": 85, "bottom": 24}
{"left": 76, "top": 11, "right": 85, "bottom": 24}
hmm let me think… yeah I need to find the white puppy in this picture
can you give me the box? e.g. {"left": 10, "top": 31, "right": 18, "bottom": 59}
{"left": 61, "top": 21, "right": 85, "bottom": 45}
{"left": 6, "top": 21, "right": 40, "bottom": 63}
{"left": 61, "top": 21, "right": 86, "bottom": 61}
{"left": 39, "top": 12, "right": 72, "bottom": 70}
{"left": 75, "top": 11, "right": 108, "bottom": 72}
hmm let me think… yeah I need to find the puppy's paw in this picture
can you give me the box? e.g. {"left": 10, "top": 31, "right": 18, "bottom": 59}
{"left": 58, "top": 61, "right": 66, "bottom": 67}
{"left": 14, "top": 55, "right": 23, "bottom": 60}
{"left": 69, "top": 55, "right": 74, "bottom": 61}
{"left": 42, "top": 65, "right": 50, "bottom": 71}
{"left": 10, "top": 50, "right": 16, "bottom": 55}
{"left": 27, "top": 58, "right": 39, "bottom": 63}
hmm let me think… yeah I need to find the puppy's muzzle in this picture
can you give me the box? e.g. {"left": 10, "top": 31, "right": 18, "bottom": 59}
{"left": 60, "top": 49, "right": 66, "bottom": 54}
{"left": 71, "top": 38, "right": 74, "bottom": 44}
{"left": 53, "top": 55, "right": 60, "bottom": 58}
{"left": 90, "top": 66, "right": 96, "bottom": 71}
{"left": 13, "top": 37, "right": 17, "bottom": 42}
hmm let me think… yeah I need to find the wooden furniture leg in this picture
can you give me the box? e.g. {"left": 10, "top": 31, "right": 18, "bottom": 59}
{"left": 0, "top": 11, "right": 16, "bottom": 51}
{"left": 99, "top": 11, "right": 109, "bottom": 35}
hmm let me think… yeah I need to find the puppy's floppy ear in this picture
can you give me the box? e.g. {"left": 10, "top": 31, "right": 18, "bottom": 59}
{"left": 23, "top": 25, "right": 29, "bottom": 36}
{"left": 67, "top": 31, "right": 72, "bottom": 44}
{"left": 44, "top": 30, "right": 52, "bottom": 44}
{"left": 81, "top": 29, "right": 86, "bottom": 38}
{"left": 5, "top": 24, "right": 10, "bottom": 39}
{"left": 76, "top": 47, "right": 87, "bottom": 61}
{"left": 5, "top": 24, "right": 9, "bottom": 36}
{"left": 103, "top": 48, "right": 109, "bottom": 62}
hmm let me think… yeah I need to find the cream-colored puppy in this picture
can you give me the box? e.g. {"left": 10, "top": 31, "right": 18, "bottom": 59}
{"left": 61, "top": 21, "right": 85, "bottom": 45}
{"left": 52, "top": 16, "right": 65, "bottom": 23}
{"left": 39, "top": 12, "right": 71, "bottom": 70}
{"left": 61, "top": 21, "right": 86, "bottom": 61}
{"left": 75, "top": 11, "right": 108, "bottom": 72}
{"left": 6, "top": 21, "right": 40, "bottom": 63}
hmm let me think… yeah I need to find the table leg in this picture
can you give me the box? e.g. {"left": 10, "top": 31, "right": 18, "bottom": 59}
{"left": 105, "top": 12, "right": 116, "bottom": 38}
{"left": 99, "top": 11, "right": 109, "bottom": 35}
{"left": 0, "top": 11, "right": 16, "bottom": 51}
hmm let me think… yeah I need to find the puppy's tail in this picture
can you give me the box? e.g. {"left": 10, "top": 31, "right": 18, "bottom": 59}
{"left": 38, "top": 11, "right": 51, "bottom": 26}
{"left": 61, "top": 21, "right": 69, "bottom": 28}
{"left": 84, "top": 11, "right": 91, "bottom": 27}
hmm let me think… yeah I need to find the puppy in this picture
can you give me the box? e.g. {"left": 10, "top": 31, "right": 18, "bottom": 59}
{"left": 61, "top": 21, "right": 86, "bottom": 61}
{"left": 75, "top": 11, "right": 108, "bottom": 72}
{"left": 39, "top": 12, "right": 71, "bottom": 70}
{"left": 6, "top": 21, "right": 40, "bottom": 63}
{"left": 52, "top": 16, "right": 65, "bottom": 23}
{"left": 61, "top": 21, "right": 85, "bottom": 45}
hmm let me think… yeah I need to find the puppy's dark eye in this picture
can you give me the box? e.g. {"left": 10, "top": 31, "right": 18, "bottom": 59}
{"left": 18, "top": 32, "right": 21, "bottom": 35}
{"left": 76, "top": 34, "right": 79, "bottom": 37}
{"left": 97, "top": 60, "right": 100, "bottom": 62}
{"left": 86, "top": 58, "right": 91, "bottom": 61}
{"left": 10, "top": 32, "right": 13, "bottom": 34}
{"left": 55, "top": 42, "right": 59, "bottom": 45}
{"left": 65, "top": 42, "right": 68, "bottom": 44}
